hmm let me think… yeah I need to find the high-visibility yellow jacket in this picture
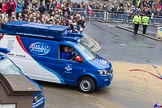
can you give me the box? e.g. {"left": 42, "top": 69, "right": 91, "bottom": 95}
{"left": 141, "top": 16, "right": 149, "bottom": 25}
{"left": 132, "top": 15, "right": 141, "bottom": 24}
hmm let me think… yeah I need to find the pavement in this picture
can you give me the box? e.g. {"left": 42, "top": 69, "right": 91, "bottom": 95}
{"left": 116, "top": 24, "right": 161, "bottom": 41}
{"left": 95, "top": 19, "right": 162, "bottom": 41}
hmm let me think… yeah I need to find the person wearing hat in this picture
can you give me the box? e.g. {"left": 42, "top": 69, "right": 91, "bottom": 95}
{"left": 132, "top": 13, "right": 141, "bottom": 34}
{"left": 141, "top": 13, "right": 149, "bottom": 34}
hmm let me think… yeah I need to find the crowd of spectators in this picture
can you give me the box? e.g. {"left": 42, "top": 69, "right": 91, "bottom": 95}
{"left": 101, "top": 0, "right": 162, "bottom": 17}
{"left": 0, "top": 0, "right": 86, "bottom": 33}
{"left": 124, "top": 0, "right": 162, "bottom": 18}
{"left": 0, "top": 0, "right": 161, "bottom": 28}
{"left": 80, "top": 0, "right": 162, "bottom": 18}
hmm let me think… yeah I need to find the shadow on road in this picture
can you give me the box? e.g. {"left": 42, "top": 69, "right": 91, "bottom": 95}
{"left": 36, "top": 80, "right": 77, "bottom": 91}
{"left": 36, "top": 80, "right": 112, "bottom": 94}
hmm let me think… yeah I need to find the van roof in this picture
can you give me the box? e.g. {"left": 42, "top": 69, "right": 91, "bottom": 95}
{"left": 3, "top": 21, "right": 69, "bottom": 30}
{"left": 0, "top": 21, "right": 83, "bottom": 43}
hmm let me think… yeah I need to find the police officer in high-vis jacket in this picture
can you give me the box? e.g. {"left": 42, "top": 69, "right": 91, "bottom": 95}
{"left": 141, "top": 14, "right": 149, "bottom": 34}
{"left": 132, "top": 13, "right": 141, "bottom": 34}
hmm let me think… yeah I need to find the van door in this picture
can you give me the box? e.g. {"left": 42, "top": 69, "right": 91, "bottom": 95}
{"left": 48, "top": 44, "right": 86, "bottom": 86}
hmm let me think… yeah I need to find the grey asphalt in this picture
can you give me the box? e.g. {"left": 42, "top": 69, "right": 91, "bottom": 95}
{"left": 84, "top": 21, "right": 162, "bottom": 65}
{"left": 42, "top": 21, "right": 162, "bottom": 108}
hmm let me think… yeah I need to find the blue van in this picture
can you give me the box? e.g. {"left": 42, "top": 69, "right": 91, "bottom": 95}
{"left": 0, "top": 48, "right": 45, "bottom": 107}
{"left": 0, "top": 21, "right": 113, "bottom": 93}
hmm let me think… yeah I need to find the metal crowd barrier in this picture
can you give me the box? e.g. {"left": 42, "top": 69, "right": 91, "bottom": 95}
{"left": 72, "top": 8, "right": 162, "bottom": 25}
{"left": 72, "top": 8, "right": 132, "bottom": 22}
{"left": 72, "top": 8, "right": 106, "bottom": 20}
{"left": 72, "top": 8, "right": 86, "bottom": 17}
{"left": 91, "top": 10, "right": 106, "bottom": 20}
{"left": 151, "top": 17, "right": 162, "bottom": 24}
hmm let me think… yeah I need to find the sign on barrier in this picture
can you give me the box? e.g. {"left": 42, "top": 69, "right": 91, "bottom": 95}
{"left": 157, "top": 27, "right": 162, "bottom": 39}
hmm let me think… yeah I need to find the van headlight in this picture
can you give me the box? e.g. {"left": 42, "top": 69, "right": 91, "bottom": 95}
{"left": 98, "top": 69, "right": 113, "bottom": 75}
{"left": 98, "top": 70, "right": 108, "bottom": 75}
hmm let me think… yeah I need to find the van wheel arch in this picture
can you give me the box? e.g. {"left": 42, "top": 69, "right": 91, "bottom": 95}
{"left": 77, "top": 75, "right": 96, "bottom": 93}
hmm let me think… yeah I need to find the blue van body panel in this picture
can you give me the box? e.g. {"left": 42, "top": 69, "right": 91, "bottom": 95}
{"left": 89, "top": 57, "right": 111, "bottom": 70}
{"left": 20, "top": 36, "right": 59, "bottom": 58}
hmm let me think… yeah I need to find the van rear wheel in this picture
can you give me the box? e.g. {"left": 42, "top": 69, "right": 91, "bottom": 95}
{"left": 78, "top": 77, "right": 96, "bottom": 93}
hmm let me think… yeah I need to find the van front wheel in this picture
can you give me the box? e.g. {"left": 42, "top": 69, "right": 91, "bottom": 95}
{"left": 78, "top": 77, "right": 96, "bottom": 93}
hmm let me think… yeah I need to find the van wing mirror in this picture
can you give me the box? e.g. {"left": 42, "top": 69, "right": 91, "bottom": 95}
{"left": 75, "top": 56, "right": 83, "bottom": 62}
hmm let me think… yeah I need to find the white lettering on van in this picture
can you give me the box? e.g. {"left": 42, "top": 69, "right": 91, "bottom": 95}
{"left": 64, "top": 65, "right": 72, "bottom": 74}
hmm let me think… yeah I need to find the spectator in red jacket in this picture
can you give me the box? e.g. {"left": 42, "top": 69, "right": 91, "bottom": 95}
{"left": 6, "top": 0, "right": 16, "bottom": 17}
{"left": 1, "top": 3, "right": 7, "bottom": 13}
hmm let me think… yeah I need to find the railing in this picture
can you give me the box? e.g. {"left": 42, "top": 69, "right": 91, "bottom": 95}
{"left": 107, "top": 13, "right": 133, "bottom": 22}
{"left": 150, "top": 17, "right": 162, "bottom": 24}
{"left": 91, "top": 10, "right": 106, "bottom": 20}
{"left": 72, "top": 8, "right": 86, "bottom": 17}
{"left": 72, "top": 8, "right": 162, "bottom": 25}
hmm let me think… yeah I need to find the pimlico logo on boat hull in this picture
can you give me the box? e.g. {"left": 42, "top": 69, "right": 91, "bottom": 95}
{"left": 29, "top": 42, "right": 50, "bottom": 55}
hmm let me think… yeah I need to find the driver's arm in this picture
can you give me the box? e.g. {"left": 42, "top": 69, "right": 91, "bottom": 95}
{"left": 61, "top": 52, "right": 68, "bottom": 59}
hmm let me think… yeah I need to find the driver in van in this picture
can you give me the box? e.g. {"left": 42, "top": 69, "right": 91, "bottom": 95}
{"left": 60, "top": 46, "right": 75, "bottom": 60}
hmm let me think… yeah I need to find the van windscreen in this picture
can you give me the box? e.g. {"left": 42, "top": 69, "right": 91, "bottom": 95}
{"left": 78, "top": 42, "right": 96, "bottom": 61}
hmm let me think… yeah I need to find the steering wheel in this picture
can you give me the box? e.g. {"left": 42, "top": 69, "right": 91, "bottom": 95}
{"left": 71, "top": 52, "right": 78, "bottom": 60}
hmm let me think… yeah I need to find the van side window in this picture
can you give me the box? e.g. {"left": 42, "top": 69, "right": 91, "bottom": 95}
{"left": 60, "top": 45, "right": 75, "bottom": 60}
{"left": 59, "top": 45, "right": 83, "bottom": 62}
